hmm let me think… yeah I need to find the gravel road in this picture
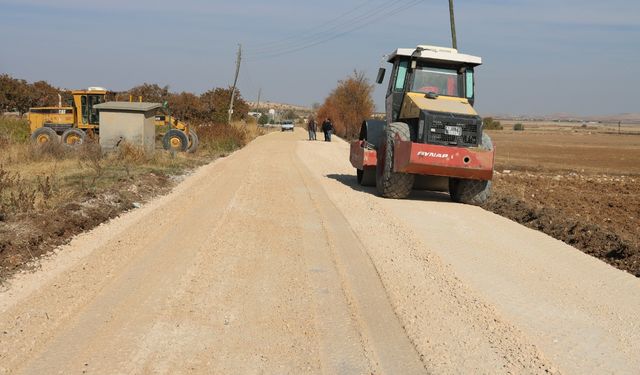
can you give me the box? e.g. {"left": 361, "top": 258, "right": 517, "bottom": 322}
{"left": 1, "top": 129, "right": 638, "bottom": 374}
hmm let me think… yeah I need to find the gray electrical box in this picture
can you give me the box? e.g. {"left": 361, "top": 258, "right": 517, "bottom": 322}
{"left": 94, "top": 102, "right": 161, "bottom": 152}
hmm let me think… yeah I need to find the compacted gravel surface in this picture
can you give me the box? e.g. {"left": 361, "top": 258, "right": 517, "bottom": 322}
{"left": 1, "top": 129, "right": 638, "bottom": 374}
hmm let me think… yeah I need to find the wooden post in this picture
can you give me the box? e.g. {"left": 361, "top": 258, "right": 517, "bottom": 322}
{"left": 449, "top": 0, "right": 457, "bottom": 49}
{"left": 228, "top": 44, "right": 242, "bottom": 124}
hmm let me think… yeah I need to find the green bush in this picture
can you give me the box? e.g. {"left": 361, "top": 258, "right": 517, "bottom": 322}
{"left": 0, "top": 116, "right": 30, "bottom": 144}
{"left": 258, "top": 114, "right": 269, "bottom": 125}
{"left": 483, "top": 117, "right": 503, "bottom": 130}
{"left": 513, "top": 123, "right": 525, "bottom": 131}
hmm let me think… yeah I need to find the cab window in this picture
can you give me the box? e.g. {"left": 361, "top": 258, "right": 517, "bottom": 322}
{"left": 81, "top": 96, "right": 88, "bottom": 123}
{"left": 87, "top": 95, "right": 103, "bottom": 124}
{"left": 395, "top": 60, "right": 409, "bottom": 91}
{"left": 465, "top": 69, "right": 474, "bottom": 99}
{"left": 410, "top": 67, "right": 461, "bottom": 97}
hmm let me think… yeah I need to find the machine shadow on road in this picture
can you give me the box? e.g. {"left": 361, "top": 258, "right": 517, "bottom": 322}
{"left": 325, "top": 174, "right": 452, "bottom": 203}
{"left": 325, "top": 174, "right": 374, "bottom": 193}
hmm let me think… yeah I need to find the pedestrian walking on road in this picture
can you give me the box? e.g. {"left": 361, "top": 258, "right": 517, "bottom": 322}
{"left": 322, "top": 118, "right": 334, "bottom": 142}
{"left": 321, "top": 119, "right": 328, "bottom": 141}
{"left": 307, "top": 117, "right": 317, "bottom": 141}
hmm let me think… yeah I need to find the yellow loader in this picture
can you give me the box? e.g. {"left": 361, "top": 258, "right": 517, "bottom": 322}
{"left": 27, "top": 87, "right": 198, "bottom": 153}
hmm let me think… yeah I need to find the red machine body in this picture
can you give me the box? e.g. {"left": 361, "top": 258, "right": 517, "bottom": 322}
{"left": 349, "top": 141, "right": 377, "bottom": 169}
{"left": 350, "top": 140, "right": 494, "bottom": 181}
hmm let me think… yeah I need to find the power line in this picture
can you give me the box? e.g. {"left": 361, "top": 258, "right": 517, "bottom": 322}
{"left": 245, "top": 0, "right": 412, "bottom": 57}
{"left": 245, "top": 0, "right": 422, "bottom": 61}
{"left": 247, "top": 0, "right": 372, "bottom": 52}
{"left": 240, "top": 60, "right": 257, "bottom": 93}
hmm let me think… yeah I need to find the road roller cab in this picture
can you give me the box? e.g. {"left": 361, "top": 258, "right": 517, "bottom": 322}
{"left": 350, "top": 45, "right": 494, "bottom": 205}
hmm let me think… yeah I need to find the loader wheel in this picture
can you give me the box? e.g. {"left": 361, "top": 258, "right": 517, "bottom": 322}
{"left": 448, "top": 133, "right": 494, "bottom": 205}
{"left": 186, "top": 130, "right": 199, "bottom": 153}
{"left": 376, "top": 122, "right": 414, "bottom": 198}
{"left": 61, "top": 128, "right": 86, "bottom": 146}
{"left": 163, "top": 129, "right": 188, "bottom": 152}
{"left": 30, "top": 127, "right": 59, "bottom": 145}
{"left": 357, "top": 167, "right": 376, "bottom": 186}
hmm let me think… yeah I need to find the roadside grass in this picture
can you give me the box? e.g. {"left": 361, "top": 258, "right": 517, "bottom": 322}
{"left": 0, "top": 117, "right": 264, "bottom": 279}
{"left": 195, "top": 121, "right": 263, "bottom": 156}
{"left": 0, "top": 119, "right": 261, "bottom": 213}
{"left": 0, "top": 116, "right": 30, "bottom": 145}
{"left": 1, "top": 142, "right": 193, "bottom": 205}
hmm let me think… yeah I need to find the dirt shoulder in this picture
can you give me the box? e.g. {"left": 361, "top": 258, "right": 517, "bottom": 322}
{"left": 0, "top": 169, "right": 176, "bottom": 278}
{"left": 485, "top": 129, "right": 640, "bottom": 277}
{"left": 0, "top": 118, "right": 262, "bottom": 281}
{"left": 485, "top": 171, "right": 639, "bottom": 276}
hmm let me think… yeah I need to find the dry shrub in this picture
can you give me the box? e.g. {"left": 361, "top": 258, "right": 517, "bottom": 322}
{"left": 0, "top": 165, "right": 16, "bottom": 196}
{"left": 78, "top": 141, "right": 103, "bottom": 161}
{"left": 36, "top": 175, "right": 55, "bottom": 201}
{"left": 9, "top": 186, "right": 36, "bottom": 213}
{"left": 114, "top": 141, "right": 147, "bottom": 164}
{"left": 242, "top": 122, "right": 266, "bottom": 140}
{"left": 0, "top": 164, "right": 57, "bottom": 215}
{"left": 0, "top": 143, "right": 29, "bottom": 165}
{"left": 110, "top": 141, "right": 152, "bottom": 178}
{"left": 76, "top": 142, "right": 104, "bottom": 183}
{"left": 29, "top": 141, "right": 71, "bottom": 161}
{"left": 0, "top": 135, "right": 9, "bottom": 148}
{"left": 196, "top": 123, "right": 249, "bottom": 154}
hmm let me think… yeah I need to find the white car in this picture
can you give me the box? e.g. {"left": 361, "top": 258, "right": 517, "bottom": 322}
{"left": 281, "top": 120, "right": 295, "bottom": 132}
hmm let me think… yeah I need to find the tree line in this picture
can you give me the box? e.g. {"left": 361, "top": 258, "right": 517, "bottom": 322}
{"left": 0, "top": 74, "right": 66, "bottom": 115}
{"left": 0, "top": 74, "right": 249, "bottom": 124}
{"left": 1, "top": 70, "right": 377, "bottom": 133}
{"left": 124, "top": 83, "right": 249, "bottom": 123}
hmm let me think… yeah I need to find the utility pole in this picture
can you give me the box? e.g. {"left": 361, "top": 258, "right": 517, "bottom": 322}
{"left": 228, "top": 44, "right": 242, "bottom": 124}
{"left": 255, "top": 88, "right": 262, "bottom": 112}
{"left": 448, "top": 0, "right": 457, "bottom": 49}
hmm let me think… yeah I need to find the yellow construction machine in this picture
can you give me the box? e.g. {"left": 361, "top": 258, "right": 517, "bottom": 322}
{"left": 154, "top": 114, "right": 198, "bottom": 153}
{"left": 27, "top": 87, "right": 198, "bottom": 152}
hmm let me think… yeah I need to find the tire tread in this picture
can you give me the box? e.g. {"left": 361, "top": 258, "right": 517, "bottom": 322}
{"left": 376, "top": 122, "right": 414, "bottom": 199}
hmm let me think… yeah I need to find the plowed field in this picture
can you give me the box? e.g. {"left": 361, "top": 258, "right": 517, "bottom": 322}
{"left": 486, "top": 126, "right": 640, "bottom": 276}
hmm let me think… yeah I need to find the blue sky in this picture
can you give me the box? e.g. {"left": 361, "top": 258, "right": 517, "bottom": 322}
{"left": 1, "top": 0, "right": 639, "bottom": 115}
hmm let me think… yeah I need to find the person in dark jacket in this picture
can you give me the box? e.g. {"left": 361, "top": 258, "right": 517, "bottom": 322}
{"left": 321, "top": 119, "right": 328, "bottom": 141}
{"left": 307, "top": 117, "right": 317, "bottom": 140}
{"left": 321, "top": 118, "right": 334, "bottom": 142}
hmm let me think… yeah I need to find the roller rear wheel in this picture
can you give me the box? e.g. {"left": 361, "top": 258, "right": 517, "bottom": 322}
{"left": 449, "top": 133, "right": 494, "bottom": 205}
